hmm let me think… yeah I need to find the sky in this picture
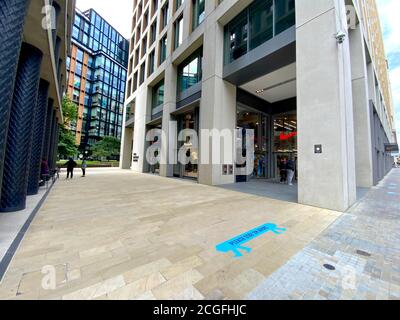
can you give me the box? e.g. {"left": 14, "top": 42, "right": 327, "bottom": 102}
{"left": 377, "top": 0, "right": 400, "bottom": 144}
{"left": 75, "top": 0, "right": 132, "bottom": 38}
{"left": 75, "top": 0, "right": 399, "bottom": 143}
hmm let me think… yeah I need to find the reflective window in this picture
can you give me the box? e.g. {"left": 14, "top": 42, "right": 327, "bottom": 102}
{"left": 177, "top": 48, "right": 203, "bottom": 92}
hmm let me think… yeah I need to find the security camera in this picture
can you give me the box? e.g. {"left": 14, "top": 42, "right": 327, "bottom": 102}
{"left": 335, "top": 30, "right": 347, "bottom": 44}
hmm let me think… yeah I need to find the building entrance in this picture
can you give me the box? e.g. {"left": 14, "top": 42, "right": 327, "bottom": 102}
{"left": 146, "top": 122, "right": 162, "bottom": 175}
{"left": 236, "top": 105, "right": 297, "bottom": 182}
{"left": 173, "top": 107, "right": 199, "bottom": 180}
{"left": 272, "top": 111, "right": 298, "bottom": 181}
{"left": 236, "top": 105, "right": 270, "bottom": 182}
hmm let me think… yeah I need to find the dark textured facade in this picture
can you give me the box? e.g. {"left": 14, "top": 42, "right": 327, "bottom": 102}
{"left": 0, "top": 0, "right": 75, "bottom": 212}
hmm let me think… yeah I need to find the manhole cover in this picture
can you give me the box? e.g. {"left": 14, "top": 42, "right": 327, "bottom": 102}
{"left": 323, "top": 264, "right": 336, "bottom": 271}
{"left": 356, "top": 250, "right": 371, "bottom": 257}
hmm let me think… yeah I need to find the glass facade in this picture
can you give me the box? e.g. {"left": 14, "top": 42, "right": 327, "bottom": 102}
{"left": 68, "top": 9, "right": 129, "bottom": 149}
{"left": 224, "top": 0, "right": 295, "bottom": 64}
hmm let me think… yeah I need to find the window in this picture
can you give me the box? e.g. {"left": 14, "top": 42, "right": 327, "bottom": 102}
{"left": 150, "top": 21, "right": 157, "bottom": 45}
{"left": 148, "top": 50, "right": 155, "bottom": 76}
{"left": 176, "top": 0, "right": 184, "bottom": 11}
{"left": 139, "top": 62, "right": 146, "bottom": 85}
{"left": 192, "top": 0, "right": 205, "bottom": 30}
{"left": 174, "top": 15, "right": 184, "bottom": 49}
{"left": 224, "top": 0, "right": 295, "bottom": 64}
{"left": 152, "top": 79, "right": 165, "bottom": 108}
{"left": 178, "top": 48, "right": 203, "bottom": 92}
{"left": 249, "top": 0, "right": 273, "bottom": 50}
{"left": 74, "top": 75, "right": 81, "bottom": 88}
{"left": 275, "top": 0, "right": 295, "bottom": 35}
{"left": 159, "top": 35, "right": 167, "bottom": 64}
{"left": 161, "top": 3, "right": 169, "bottom": 30}
{"left": 76, "top": 48, "right": 84, "bottom": 62}
{"left": 75, "top": 62, "right": 83, "bottom": 76}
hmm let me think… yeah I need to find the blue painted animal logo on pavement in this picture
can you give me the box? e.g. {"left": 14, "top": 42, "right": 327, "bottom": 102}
{"left": 216, "top": 223, "right": 286, "bottom": 258}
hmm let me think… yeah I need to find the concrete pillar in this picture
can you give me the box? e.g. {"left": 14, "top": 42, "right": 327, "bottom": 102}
{"left": 27, "top": 80, "right": 50, "bottom": 195}
{"left": 0, "top": 0, "right": 31, "bottom": 203}
{"left": 120, "top": 126, "right": 133, "bottom": 169}
{"left": 296, "top": 0, "right": 357, "bottom": 211}
{"left": 349, "top": 23, "right": 374, "bottom": 187}
{"left": 198, "top": 15, "right": 237, "bottom": 186}
{"left": 160, "top": 64, "right": 178, "bottom": 177}
{"left": 0, "top": 43, "right": 43, "bottom": 212}
{"left": 131, "top": 86, "right": 151, "bottom": 172}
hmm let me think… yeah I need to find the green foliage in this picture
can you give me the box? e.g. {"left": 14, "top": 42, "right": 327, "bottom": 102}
{"left": 61, "top": 96, "right": 78, "bottom": 126}
{"left": 58, "top": 128, "right": 78, "bottom": 158}
{"left": 58, "top": 96, "right": 78, "bottom": 158}
{"left": 91, "top": 136, "right": 121, "bottom": 160}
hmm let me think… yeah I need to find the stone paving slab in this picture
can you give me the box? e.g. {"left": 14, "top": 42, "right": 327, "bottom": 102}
{"left": 0, "top": 169, "right": 340, "bottom": 300}
{"left": 248, "top": 169, "right": 400, "bottom": 300}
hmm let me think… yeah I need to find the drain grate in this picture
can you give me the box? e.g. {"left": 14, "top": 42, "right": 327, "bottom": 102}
{"left": 356, "top": 250, "right": 371, "bottom": 257}
{"left": 323, "top": 264, "right": 336, "bottom": 271}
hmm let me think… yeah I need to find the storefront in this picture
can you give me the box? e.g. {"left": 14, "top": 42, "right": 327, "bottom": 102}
{"left": 236, "top": 103, "right": 297, "bottom": 182}
{"left": 173, "top": 107, "right": 200, "bottom": 180}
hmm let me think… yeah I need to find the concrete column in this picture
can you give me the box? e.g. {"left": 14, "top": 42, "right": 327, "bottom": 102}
{"left": 296, "top": 0, "right": 357, "bottom": 211}
{"left": 27, "top": 80, "right": 50, "bottom": 195}
{"left": 120, "top": 126, "right": 134, "bottom": 169}
{"left": 198, "top": 15, "right": 237, "bottom": 186}
{"left": 0, "top": 43, "right": 43, "bottom": 212}
{"left": 131, "top": 85, "right": 151, "bottom": 172}
{"left": 0, "top": 0, "right": 31, "bottom": 203}
{"left": 160, "top": 64, "right": 178, "bottom": 177}
{"left": 349, "top": 23, "right": 374, "bottom": 187}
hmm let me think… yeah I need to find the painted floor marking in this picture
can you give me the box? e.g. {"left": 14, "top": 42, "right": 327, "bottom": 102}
{"left": 216, "top": 223, "right": 286, "bottom": 258}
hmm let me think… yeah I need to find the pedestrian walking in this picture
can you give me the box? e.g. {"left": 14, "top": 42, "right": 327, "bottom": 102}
{"left": 65, "top": 158, "right": 77, "bottom": 179}
{"left": 81, "top": 159, "right": 87, "bottom": 177}
{"left": 286, "top": 157, "right": 296, "bottom": 186}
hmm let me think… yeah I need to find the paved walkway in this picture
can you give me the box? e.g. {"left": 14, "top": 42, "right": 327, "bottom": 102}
{"left": 0, "top": 169, "right": 339, "bottom": 300}
{"left": 248, "top": 169, "right": 400, "bottom": 300}
{"left": 0, "top": 168, "right": 398, "bottom": 300}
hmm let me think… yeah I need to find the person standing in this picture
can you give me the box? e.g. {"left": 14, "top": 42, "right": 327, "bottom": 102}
{"left": 81, "top": 159, "right": 87, "bottom": 177}
{"left": 286, "top": 157, "right": 296, "bottom": 186}
{"left": 279, "top": 158, "right": 287, "bottom": 183}
{"left": 65, "top": 158, "right": 77, "bottom": 179}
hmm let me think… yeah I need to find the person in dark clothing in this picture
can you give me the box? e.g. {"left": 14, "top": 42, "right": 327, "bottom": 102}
{"left": 65, "top": 158, "right": 77, "bottom": 179}
{"left": 279, "top": 158, "right": 287, "bottom": 183}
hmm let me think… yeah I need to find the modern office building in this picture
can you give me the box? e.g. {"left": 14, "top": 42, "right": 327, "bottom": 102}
{"left": 0, "top": 0, "right": 75, "bottom": 212}
{"left": 121, "top": 0, "right": 398, "bottom": 211}
{"left": 66, "top": 9, "right": 129, "bottom": 150}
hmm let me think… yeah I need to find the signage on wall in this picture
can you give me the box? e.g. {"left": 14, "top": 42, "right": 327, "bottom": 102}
{"left": 216, "top": 223, "right": 286, "bottom": 258}
{"left": 384, "top": 143, "right": 399, "bottom": 153}
{"left": 132, "top": 153, "right": 139, "bottom": 162}
{"left": 279, "top": 132, "right": 297, "bottom": 141}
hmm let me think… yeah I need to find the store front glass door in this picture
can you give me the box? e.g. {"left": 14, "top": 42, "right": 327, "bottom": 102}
{"left": 173, "top": 108, "right": 199, "bottom": 179}
{"left": 273, "top": 111, "right": 297, "bottom": 180}
{"left": 237, "top": 106, "right": 269, "bottom": 180}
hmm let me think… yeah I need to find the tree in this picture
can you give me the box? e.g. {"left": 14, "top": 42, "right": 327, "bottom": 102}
{"left": 58, "top": 96, "right": 78, "bottom": 158}
{"left": 91, "top": 136, "right": 121, "bottom": 160}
